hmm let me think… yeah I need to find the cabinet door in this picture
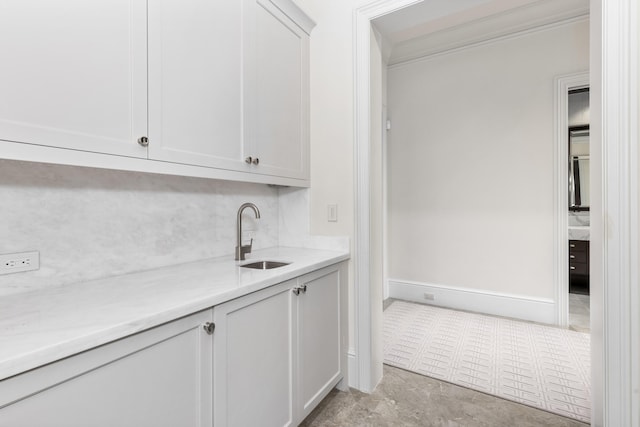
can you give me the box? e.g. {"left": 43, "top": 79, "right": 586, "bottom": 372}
{"left": 0, "top": 310, "right": 213, "bottom": 427}
{"left": 148, "top": 0, "right": 248, "bottom": 172}
{"left": 213, "top": 280, "right": 296, "bottom": 427}
{"left": 244, "top": 0, "right": 310, "bottom": 180}
{"left": 295, "top": 265, "right": 344, "bottom": 421}
{"left": 0, "top": 0, "right": 147, "bottom": 158}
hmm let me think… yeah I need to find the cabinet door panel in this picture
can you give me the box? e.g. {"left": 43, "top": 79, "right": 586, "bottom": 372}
{"left": 0, "top": 0, "right": 147, "bottom": 158}
{"left": 297, "top": 268, "right": 342, "bottom": 420}
{"left": 213, "top": 280, "right": 295, "bottom": 427}
{"left": 148, "top": 0, "right": 247, "bottom": 171}
{"left": 245, "top": 0, "right": 309, "bottom": 180}
{"left": 0, "top": 310, "right": 213, "bottom": 427}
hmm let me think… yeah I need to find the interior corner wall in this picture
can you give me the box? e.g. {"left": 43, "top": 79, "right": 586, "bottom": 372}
{"left": 290, "top": 0, "right": 359, "bottom": 371}
{"left": 387, "top": 19, "right": 589, "bottom": 300}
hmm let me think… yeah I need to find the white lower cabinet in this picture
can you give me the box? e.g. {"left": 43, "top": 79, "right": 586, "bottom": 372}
{"left": 213, "top": 262, "right": 347, "bottom": 427}
{"left": 296, "top": 266, "right": 343, "bottom": 421}
{"left": 0, "top": 310, "right": 214, "bottom": 427}
{"left": 0, "top": 262, "right": 347, "bottom": 427}
{"left": 213, "top": 279, "right": 297, "bottom": 427}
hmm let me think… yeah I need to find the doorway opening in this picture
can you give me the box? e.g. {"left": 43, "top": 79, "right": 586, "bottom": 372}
{"left": 567, "top": 86, "right": 590, "bottom": 333}
{"left": 354, "top": 1, "right": 638, "bottom": 425}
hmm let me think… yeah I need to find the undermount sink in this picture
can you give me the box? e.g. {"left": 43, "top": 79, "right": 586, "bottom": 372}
{"left": 241, "top": 261, "right": 290, "bottom": 270}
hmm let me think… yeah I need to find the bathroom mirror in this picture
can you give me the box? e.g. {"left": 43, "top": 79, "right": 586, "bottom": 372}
{"left": 569, "top": 125, "right": 590, "bottom": 210}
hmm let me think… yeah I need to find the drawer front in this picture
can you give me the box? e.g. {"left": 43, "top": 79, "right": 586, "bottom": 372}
{"left": 569, "top": 240, "right": 588, "bottom": 252}
{"left": 569, "top": 251, "right": 588, "bottom": 263}
{"left": 570, "top": 262, "right": 589, "bottom": 275}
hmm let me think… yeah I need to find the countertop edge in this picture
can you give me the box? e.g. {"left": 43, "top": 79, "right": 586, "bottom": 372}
{"left": 0, "top": 248, "right": 350, "bottom": 381}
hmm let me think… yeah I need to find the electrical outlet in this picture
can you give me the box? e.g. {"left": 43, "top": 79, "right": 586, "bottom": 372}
{"left": 0, "top": 251, "right": 39, "bottom": 275}
{"left": 423, "top": 293, "right": 435, "bottom": 301}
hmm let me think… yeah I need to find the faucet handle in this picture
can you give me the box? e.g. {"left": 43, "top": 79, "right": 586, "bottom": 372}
{"left": 244, "top": 238, "right": 254, "bottom": 253}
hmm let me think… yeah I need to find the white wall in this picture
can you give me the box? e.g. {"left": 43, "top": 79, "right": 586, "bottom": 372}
{"left": 0, "top": 159, "right": 279, "bottom": 296}
{"left": 294, "top": 0, "right": 358, "bottom": 240}
{"left": 387, "top": 20, "right": 589, "bottom": 301}
{"left": 293, "top": 0, "right": 362, "bottom": 366}
{"left": 569, "top": 90, "right": 590, "bottom": 126}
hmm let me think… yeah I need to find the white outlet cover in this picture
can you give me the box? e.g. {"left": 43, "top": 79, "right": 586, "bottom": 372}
{"left": 0, "top": 251, "right": 40, "bottom": 275}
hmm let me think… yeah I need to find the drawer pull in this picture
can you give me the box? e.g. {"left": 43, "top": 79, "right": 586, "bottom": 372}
{"left": 570, "top": 244, "right": 576, "bottom": 248}
{"left": 570, "top": 266, "right": 576, "bottom": 270}
{"left": 570, "top": 255, "right": 576, "bottom": 259}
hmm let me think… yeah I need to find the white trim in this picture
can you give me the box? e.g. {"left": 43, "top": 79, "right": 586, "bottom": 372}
{"left": 353, "top": 0, "right": 425, "bottom": 394}
{"left": 629, "top": 4, "right": 640, "bottom": 425}
{"left": 554, "top": 72, "right": 590, "bottom": 328}
{"left": 597, "top": 0, "right": 640, "bottom": 425}
{"left": 382, "top": 103, "right": 389, "bottom": 301}
{"left": 0, "top": 140, "right": 309, "bottom": 188}
{"left": 268, "top": 0, "right": 316, "bottom": 35}
{"left": 347, "top": 350, "right": 357, "bottom": 388}
{"left": 388, "top": 279, "right": 556, "bottom": 325}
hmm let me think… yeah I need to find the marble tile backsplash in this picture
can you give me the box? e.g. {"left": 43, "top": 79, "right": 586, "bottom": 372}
{"left": 279, "top": 187, "right": 349, "bottom": 252}
{"left": 0, "top": 160, "right": 279, "bottom": 296}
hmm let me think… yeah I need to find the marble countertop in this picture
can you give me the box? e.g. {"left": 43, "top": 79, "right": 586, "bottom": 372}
{"left": 0, "top": 247, "right": 349, "bottom": 381}
{"left": 568, "top": 226, "right": 590, "bottom": 241}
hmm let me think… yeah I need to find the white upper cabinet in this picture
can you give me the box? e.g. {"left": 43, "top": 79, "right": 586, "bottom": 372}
{"left": 0, "top": 0, "right": 314, "bottom": 186}
{"left": 243, "top": 0, "right": 312, "bottom": 180}
{"left": 0, "top": 0, "right": 147, "bottom": 158}
{"left": 147, "top": 0, "right": 248, "bottom": 172}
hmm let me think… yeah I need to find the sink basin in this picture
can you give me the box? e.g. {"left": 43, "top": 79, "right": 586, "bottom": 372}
{"left": 241, "top": 261, "right": 290, "bottom": 270}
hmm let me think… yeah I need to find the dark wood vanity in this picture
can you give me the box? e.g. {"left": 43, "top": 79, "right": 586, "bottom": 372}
{"left": 569, "top": 240, "right": 590, "bottom": 295}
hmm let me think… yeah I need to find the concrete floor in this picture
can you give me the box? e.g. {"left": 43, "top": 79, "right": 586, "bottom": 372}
{"left": 300, "top": 365, "right": 589, "bottom": 427}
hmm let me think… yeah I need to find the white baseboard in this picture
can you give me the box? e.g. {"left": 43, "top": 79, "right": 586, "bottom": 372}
{"left": 388, "top": 279, "right": 556, "bottom": 324}
{"left": 347, "top": 349, "right": 356, "bottom": 388}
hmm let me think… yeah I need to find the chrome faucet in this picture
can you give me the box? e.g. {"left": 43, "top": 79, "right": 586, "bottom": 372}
{"left": 235, "top": 203, "right": 261, "bottom": 261}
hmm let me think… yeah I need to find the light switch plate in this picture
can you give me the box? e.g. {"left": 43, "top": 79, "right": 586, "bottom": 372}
{"left": 327, "top": 204, "right": 338, "bottom": 222}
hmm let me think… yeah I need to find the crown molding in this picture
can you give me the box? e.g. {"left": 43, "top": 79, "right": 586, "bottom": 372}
{"left": 389, "top": 1, "right": 589, "bottom": 66}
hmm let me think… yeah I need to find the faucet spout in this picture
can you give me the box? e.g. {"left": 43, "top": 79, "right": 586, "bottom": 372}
{"left": 236, "top": 203, "right": 261, "bottom": 261}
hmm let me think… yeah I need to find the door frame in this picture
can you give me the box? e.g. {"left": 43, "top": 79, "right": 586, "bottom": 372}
{"left": 353, "top": 0, "right": 639, "bottom": 424}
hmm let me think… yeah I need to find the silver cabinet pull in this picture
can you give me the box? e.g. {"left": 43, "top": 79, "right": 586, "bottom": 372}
{"left": 570, "top": 255, "right": 576, "bottom": 259}
{"left": 252, "top": 158, "right": 259, "bottom": 165}
{"left": 570, "top": 266, "right": 576, "bottom": 270}
{"left": 301, "top": 284, "right": 307, "bottom": 293}
{"left": 292, "top": 286, "right": 301, "bottom": 296}
{"left": 137, "top": 136, "right": 149, "bottom": 147}
{"left": 570, "top": 243, "right": 576, "bottom": 248}
{"left": 203, "top": 322, "right": 215, "bottom": 335}
{"left": 245, "top": 156, "right": 253, "bottom": 164}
